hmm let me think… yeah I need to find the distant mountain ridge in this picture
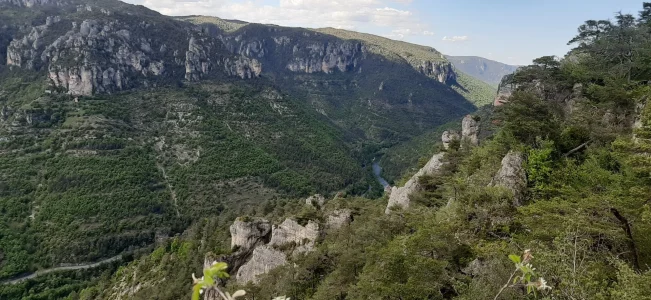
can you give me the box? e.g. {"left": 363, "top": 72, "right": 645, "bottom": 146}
{"left": 445, "top": 55, "right": 519, "bottom": 86}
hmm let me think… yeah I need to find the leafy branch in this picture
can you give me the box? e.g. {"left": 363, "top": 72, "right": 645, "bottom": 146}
{"left": 493, "top": 250, "right": 552, "bottom": 300}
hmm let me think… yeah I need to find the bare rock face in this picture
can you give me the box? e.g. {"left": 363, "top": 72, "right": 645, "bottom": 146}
{"left": 0, "top": 0, "right": 61, "bottom": 7}
{"left": 223, "top": 56, "right": 262, "bottom": 79}
{"left": 236, "top": 245, "right": 287, "bottom": 284}
{"left": 305, "top": 194, "right": 325, "bottom": 209}
{"left": 491, "top": 151, "right": 527, "bottom": 206}
{"left": 415, "top": 61, "right": 456, "bottom": 84}
{"left": 286, "top": 41, "right": 364, "bottom": 74}
{"left": 229, "top": 219, "right": 271, "bottom": 252}
{"left": 386, "top": 153, "right": 445, "bottom": 214}
{"left": 462, "top": 115, "right": 480, "bottom": 146}
{"left": 269, "top": 218, "right": 320, "bottom": 253}
{"left": 326, "top": 209, "right": 353, "bottom": 230}
{"left": 494, "top": 74, "right": 517, "bottom": 106}
{"left": 442, "top": 130, "right": 460, "bottom": 150}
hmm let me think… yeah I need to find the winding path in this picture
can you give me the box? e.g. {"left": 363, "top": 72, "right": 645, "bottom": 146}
{"left": 1, "top": 255, "right": 123, "bottom": 285}
{"left": 157, "top": 163, "right": 181, "bottom": 217}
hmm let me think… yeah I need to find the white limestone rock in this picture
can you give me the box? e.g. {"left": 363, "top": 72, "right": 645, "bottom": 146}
{"left": 491, "top": 151, "right": 527, "bottom": 206}
{"left": 462, "top": 115, "right": 480, "bottom": 146}
{"left": 305, "top": 194, "right": 325, "bottom": 209}
{"left": 269, "top": 218, "right": 320, "bottom": 253}
{"left": 442, "top": 130, "right": 460, "bottom": 150}
{"left": 236, "top": 245, "right": 287, "bottom": 284}
{"left": 229, "top": 219, "right": 271, "bottom": 252}
{"left": 385, "top": 153, "right": 445, "bottom": 214}
{"left": 326, "top": 209, "right": 353, "bottom": 230}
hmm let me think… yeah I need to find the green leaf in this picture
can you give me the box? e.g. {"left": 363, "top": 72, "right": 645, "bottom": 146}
{"left": 509, "top": 254, "right": 521, "bottom": 264}
{"left": 192, "top": 285, "right": 202, "bottom": 300}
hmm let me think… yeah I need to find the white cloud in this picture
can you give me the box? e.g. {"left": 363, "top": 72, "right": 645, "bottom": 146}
{"left": 122, "top": 0, "right": 433, "bottom": 40}
{"left": 442, "top": 35, "right": 469, "bottom": 42}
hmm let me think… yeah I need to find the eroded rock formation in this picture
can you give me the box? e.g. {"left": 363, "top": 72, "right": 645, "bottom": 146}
{"left": 326, "top": 209, "right": 353, "bottom": 230}
{"left": 305, "top": 194, "right": 325, "bottom": 209}
{"left": 229, "top": 217, "right": 322, "bottom": 284}
{"left": 385, "top": 153, "right": 445, "bottom": 214}
{"left": 494, "top": 73, "right": 517, "bottom": 106}
{"left": 229, "top": 219, "right": 271, "bottom": 252}
{"left": 462, "top": 115, "right": 480, "bottom": 146}
{"left": 491, "top": 151, "right": 527, "bottom": 206}
{"left": 236, "top": 245, "right": 287, "bottom": 284}
{"left": 442, "top": 130, "right": 460, "bottom": 150}
{"left": 269, "top": 219, "right": 320, "bottom": 253}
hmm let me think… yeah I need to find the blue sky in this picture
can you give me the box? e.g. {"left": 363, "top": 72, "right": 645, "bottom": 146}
{"left": 122, "top": 0, "right": 646, "bottom": 65}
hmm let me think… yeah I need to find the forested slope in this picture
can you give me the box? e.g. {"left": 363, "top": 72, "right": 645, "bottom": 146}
{"left": 134, "top": 4, "right": 651, "bottom": 300}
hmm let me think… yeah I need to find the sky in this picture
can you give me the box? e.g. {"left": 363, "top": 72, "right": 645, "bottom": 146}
{"left": 121, "top": 0, "right": 646, "bottom": 66}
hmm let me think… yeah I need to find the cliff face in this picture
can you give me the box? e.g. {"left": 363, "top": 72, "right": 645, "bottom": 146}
{"left": 1, "top": 1, "right": 477, "bottom": 143}
{"left": 2, "top": 2, "right": 261, "bottom": 95}
{"left": 0, "top": 0, "right": 63, "bottom": 7}
{"left": 494, "top": 74, "right": 517, "bottom": 106}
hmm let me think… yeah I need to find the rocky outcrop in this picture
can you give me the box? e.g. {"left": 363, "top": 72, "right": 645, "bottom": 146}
{"left": 223, "top": 56, "right": 261, "bottom": 79}
{"left": 229, "top": 219, "right": 271, "bottom": 252}
{"left": 442, "top": 130, "right": 460, "bottom": 150}
{"left": 326, "top": 209, "right": 353, "bottom": 230}
{"left": 236, "top": 245, "right": 287, "bottom": 284}
{"left": 184, "top": 36, "right": 220, "bottom": 81}
{"left": 462, "top": 115, "right": 480, "bottom": 146}
{"left": 494, "top": 73, "right": 517, "bottom": 106}
{"left": 386, "top": 153, "right": 445, "bottom": 214}
{"left": 305, "top": 194, "right": 325, "bottom": 209}
{"left": 5, "top": 13, "right": 260, "bottom": 95}
{"left": 228, "top": 217, "right": 322, "bottom": 284}
{"left": 491, "top": 151, "right": 527, "bottom": 206}
{"left": 269, "top": 219, "right": 320, "bottom": 253}
{"left": 0, "top": 0, "right": 61, "bottom": 7}
{"left": 286, "top": 41, "right": 364, "bottom": 74}
{"left": 415, "top": 61, "right": 456, "bottom": 84}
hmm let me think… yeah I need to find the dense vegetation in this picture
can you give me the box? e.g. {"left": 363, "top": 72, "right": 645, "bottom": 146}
{"left": 109, "top": 4, "right": 651, "bottom": 300}
{"left": 10, "top": 1, "right": 651, "bottom": 300}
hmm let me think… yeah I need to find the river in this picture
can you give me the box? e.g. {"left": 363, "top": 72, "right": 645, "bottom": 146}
{"left": 372, "top": 162, "right": 390, "bottom": 188}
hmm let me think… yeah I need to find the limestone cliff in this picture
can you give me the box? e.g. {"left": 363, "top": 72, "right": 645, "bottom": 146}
{"left": 494, "top": 74, "right": 517, "bottom": 106}
{"left": 4, "top": 9, "right": 260, "bottom": 95}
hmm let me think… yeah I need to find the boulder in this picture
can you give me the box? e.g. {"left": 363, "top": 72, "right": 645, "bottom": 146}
{"left": 269, "top": 219, "right": 320, "bottom": 253}
{"left": 442, "top": 130, "right": 460, "bottom": 150}
{"left": 491, "top": 151, "right": 527, "bottom": 206}
{"left": 326, "top": 209, "right": 353, "bottom": 230}
{"left": 229, "top": 219, "right": 271, "bottom": 252}
{"left": 386, "top": 153, "right": 445, "bottom": 214}
{"left": 305, "top": 194, "right": 325, "bottom": 209}
{"left": 462, "top": 115, "right": 480, "bottom": 146}
{"left": 236, "top": 245, "right": 287, "bottom": 284}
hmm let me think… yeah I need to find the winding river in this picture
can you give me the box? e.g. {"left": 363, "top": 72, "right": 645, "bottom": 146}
{"left": 372, "top": 162, "right": 390, "bottom": 188}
